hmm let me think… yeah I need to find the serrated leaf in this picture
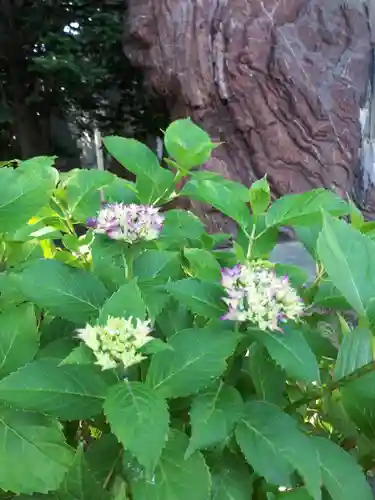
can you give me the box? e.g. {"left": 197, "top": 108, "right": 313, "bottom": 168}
{"left": 0, "top": 406, "right": 73, "bottom": 494}
{"left": 341, "top": 370, "right": 375, "bottom": 438}
{"left": 333, "top": 327, "right": 372, "bottom": 381}
{"left": 0, "top": 163, "right": 57, "bottom": 233}
{"left": 236, "top": 402, "right": 321, "bottom": 499}
{"left": 91, "top": 236, "right": 129, "bottom": 292}
{"left": 56, "top": 446, "right": 110, "bottom": 500}
{"left": 210, "top": 452, "right": 254, "bottom": 500}
{"left": 180, "top": 172, "right": 250, "bottom": 227}
{"left": 313, "top": 436, "right": 372, "bottom": 500}
{"left": 186, "top": 381, "right": 243, "bottom": 457}
{"left": 133, "top": 250, "right": 180, "bottom": 282}
{"left": 103, "top": 177, "right": 137, "bottom": 204}
{"left": 65, "top": 169, "right": 113, "bottom": 221}
{"left": 243, "top": 343, "right": 286, "bottom": 406}
{"left": 0, "top": 303, "right": 39, "bottom": 378}
{"left": 313, "top": 281, "right": 351, "bottom": 310}
{"left": 0, "top": 359, "right": 109, "bottom": 419}
{"left": 317, "top": 213, "right": 375, "bottom": 317}
{"left": 18, "top": 259, "right": 108, "bottom": 323}
{"left": 147, "top": 328, "right": 239, "bottom": 398}
{"left": 99, "top": 280, "right": 146, "bottom": 324}
{"left": 165, "top": 278, "right": 226, "bottom": 318}
{"left": 184, "top": 248, "right": 221, "bottom": 281}
{"left": 85, "top": 434, "right": 122, "bottom": 486}
{"left": 159, "top": 209, "right": 205, "bottom": 246}
{"left": 257, "top": 325, "right": 320, "bottom": 384}
{"left": 249, "top": 176, "right": 270, "bottom": 215}
{"left": 60, "top": 344, "right": 96, "bottom": 365}
{"left": 131, "top": 429, "right": 211, "bottom": 500}
{"left": 266, "top": 189, "right": 348, "bottom": 227}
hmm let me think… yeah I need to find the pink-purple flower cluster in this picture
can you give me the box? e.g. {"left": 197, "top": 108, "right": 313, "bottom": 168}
{"left": 87, "top": 203, "right": 164, "bottom": 243}
{"left": 221, "top": 262, "right": 304, "bottom": 331}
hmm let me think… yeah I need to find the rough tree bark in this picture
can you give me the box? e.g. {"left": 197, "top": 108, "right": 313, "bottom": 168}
{"left": 124, "top": 0, "right": 373, "bottom": 227}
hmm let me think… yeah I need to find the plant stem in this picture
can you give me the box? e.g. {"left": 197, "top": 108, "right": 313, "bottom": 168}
{"left": 285, "top": 360, "right": 375, "bottom": 412}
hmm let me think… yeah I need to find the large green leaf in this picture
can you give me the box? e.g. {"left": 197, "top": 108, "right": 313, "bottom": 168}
{"left": 184, "top": 248, "right": 221, "bottom": 281}
{"left": 333, "top": 327, "right": 372, "bottom": 381}
{"left": 103, "top": 137, "right": 174, "bottom": 204}
{"left": 317, "top": 213, "right": 375, "bottom": 317}
{"left": 133, "top": 250, "right": 180, "bottom": 282}
{"left": 91, "top": 236, "right": 129, "bottom": 291}
{"left": 131, "top": 430, "right": 211, "bottom": 500}
{"left": 147, "top": 328, "right": 239, "bottom": 398}
{"left": 236, "top": 402, "right": 321, "bottom": 499}
{"left": 64, "top": 169, "right": 113, "bottom": 221}
{"left": 0, "top": 161, "right": 57, "bottom": 234}
{"left": 105, "top": 381, "right": 169, "bottom": 473}
{"left": 256, "top": 325, "right": 320, "bottom": 385}
{"left": 249, "top": 176, "right": 271, "bottom": 215}
{"left": 99, "top": 279, "right": 146, "bottom": 324}
{"left": 164, "top": 118, "right": 215, "bottom": 169}
{"left": 210, "top": 452, "right": 254, "bottom": 500}
{"left": 243, "top": 343, "right": 286, "bottom": 406}
{"left": 159, "top": 209, "right": 205, "bottom": 246}
{"left": 0, "top": 303, "right": 39, "bottom": 378}
{"left": 103, "top": 177, "right": 137, "bottom": 204}
{"left": 0, "top": 406, "right": 73, "bottom": 494}
{"left": 85, "top": 434, "right": 122, "bottom": 486}
{"left": 266, "top": 189, "right": 348, "bottom": 227}
{"left": 0, "top": 359, "right": 109, "bottom": 419}
{"left": 186, "top": 381, "right": 243, "bottom": 457}
{"left": 180, "top": 172, "right": 250, "bottom": 227}
{"left": 313, "top": 436, "right": 372, "bottom": 500}
{"left": 56, "top": 446, "right": 110, "bottom": 500}
{"left": 18, "top": 259, "right": 108, "bottom": 323}
{"left": 165, "top": 278, "right": 226, "bottom": 318}
{"left": 341, "top": 370, "right": 375, "bottom": 438}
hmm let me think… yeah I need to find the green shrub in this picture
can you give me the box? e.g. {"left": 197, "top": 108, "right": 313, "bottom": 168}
{"left": 0, "top": 118, "right": 373, "bottom": 499}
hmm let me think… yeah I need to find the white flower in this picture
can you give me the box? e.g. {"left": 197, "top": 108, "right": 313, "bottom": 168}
{"left": 77, "top": 316, "right": 153, "bottom": 370}
{"left": 87, "top": 203, "right": 164, "bottom": 243}
{"left": 220, "top": 262, "right": 304, "bottom": 331}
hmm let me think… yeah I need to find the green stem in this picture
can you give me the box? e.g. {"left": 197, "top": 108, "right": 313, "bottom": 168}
{"left": 285, "top": 360, "right": 375, "bottom": 412}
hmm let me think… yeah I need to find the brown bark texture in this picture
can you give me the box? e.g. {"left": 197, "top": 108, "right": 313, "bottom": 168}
{"left": 124, "top": 0, "right": 373, "bottom": 224}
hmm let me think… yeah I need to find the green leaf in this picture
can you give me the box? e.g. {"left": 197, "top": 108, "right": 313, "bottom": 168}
{"left": 257, "top": 325, "right": 321, "bottom": 385}
{"left": 103, "top": 177, "right": 137, "bottom": 204}
{"left": 159, "top": 209, "right": 205, "bottom": 245}
{"left": 0, "top": 163, "right": 57, "bottom": 233}
{"left": 180, "top": 171, "right": 250, "bottom": 226}
{"left": 0, "top": 359, "right": 109, "bottom": 419}
{"left": 317, "top": 213, "right": 375, "bottom": 317}
{"left": 266, "top": 189, "right": 348, "bottom": 227}
{"left": 131, "top": 429, "right": 211, "bottom": 500}
{"left": 164, "top": 118, "right": 215, "bottom": 169}
{"left": 243, "top": 343, "right": 286, "bottom": 406}
{"left": 313, "top": 282, "right": 351, "bottom": 310}
{"left": 105, "top": 381, "right": 169, "bottom": 473}
{"left": 99, "top": 280, "right": 146, "bottom": 324}
{"left": 164, "top": 278, "right": 226, "bottom": 318}
{"left": 103, "top": 137, "right": 174, "bottom": 204}
{"left": 184, "top": 248, "right": 221, "bottom": 281}
{"left": 0, "top": 406, "right": 73, "bottom": 494}
{"left": 65, "top": 169, "right": 113, "bottom": 221}
{"left": 186, "top": 381, "right": 243, "bottom": 457}
{"left": 56, "top": 446, "right": 110, "bottom": 500}
{"left": 274, "top": 264, "right": 308, "bottom": 289}
{"left": 18, "top": 259, "right": 108, "bottom": 324}
{"left": 85, "top": 434, "right": 122, "bottom": 485}
{"left": 276, "top": 490, "right": 313, "bottom": 500}
{"left": 210, "top": 452, "right": 254, "bottom": 500}
{"left": 341, "top": 370, "right": 375, "bottom": 438}
{"left": 235, "top": 401, "right": 321, "bottom": 499}
{"left": 91, "top": 236, "right": 129, "bottom": 291}
{"left": 0, "top": 303, "right": 39, "bottom": 378}
{"left": 60, "top": 344, "right": 96, "bottom": 365}
{"left": 147, "top": 328, "right": 239, "bottom": 398}
{"left": 313, "top": 436, "right": 372, "bottom": 500}
{"left": 333, "top": 328, "right": 372, "bottom": 381}
{"left": 133, "top": 250, "right": 180, "bottom": 282}
{"left": 249, "top": 176, "right": 270, "bottom": 215}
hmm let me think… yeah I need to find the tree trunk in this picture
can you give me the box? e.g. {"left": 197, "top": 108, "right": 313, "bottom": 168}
{"left": 124, "top": 0, "right": 373, "bottom": 225}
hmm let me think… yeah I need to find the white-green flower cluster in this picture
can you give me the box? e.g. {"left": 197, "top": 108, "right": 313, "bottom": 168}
{"left": 87, "top": 203, "right": 164, "bottom": 243}
{"left": 221, "top": 262, "right": 304, "bottom": 330}
{"left": 77, "top": 316, "right": 153, "bottom": 370}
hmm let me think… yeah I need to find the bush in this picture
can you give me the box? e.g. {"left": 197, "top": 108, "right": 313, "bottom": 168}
{"left": 0, "top": 118, "right": 374, "bottom": 499}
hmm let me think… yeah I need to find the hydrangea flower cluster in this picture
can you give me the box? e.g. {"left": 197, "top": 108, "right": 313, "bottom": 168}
{"left": 221, "top": 262, "right": 304, "bottom": 331}
{"left": 77, "top": 316, "right": 153, "bottom": 370}
{"left": 87, "top": 203, "right": 164, "bottom": 243}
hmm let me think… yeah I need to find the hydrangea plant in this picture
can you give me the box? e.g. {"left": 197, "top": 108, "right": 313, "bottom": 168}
{"left": 0, "top": 118, "right": 374, "bottom": 499}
